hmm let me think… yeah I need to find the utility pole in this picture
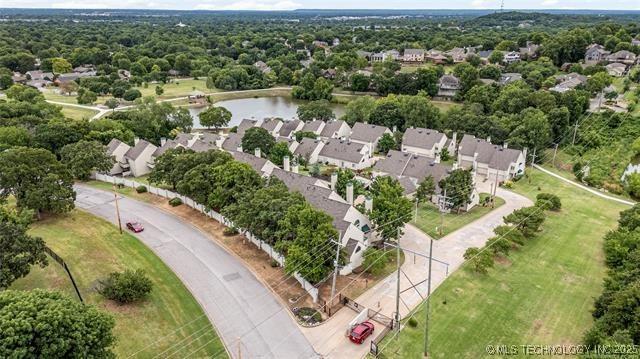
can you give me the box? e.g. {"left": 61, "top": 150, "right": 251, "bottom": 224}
{"left": 572, "top": 119, "right": 579, "bottom": 145}
{"left": 423, "top": 239, "right": 434, "bottom": 358}
{"left": 395, "top": 227, "right": 401, "bottom": 332}
{"left": 113, "top": 183, "right": 122, "bottom": 234}
{"left": 330, "top": 235, "right": 342, "bottom": 300}
{"left": 552, "top": 143, "right": 559, "bottom": 168}
{"left": 237, "top": 337, "right": 242, "bottom": 359}
{"left": 530, "top": 147, "right": 537, "bottom": 166}
{"left": 437, "top": 190, "right": 453, "bottom": 237}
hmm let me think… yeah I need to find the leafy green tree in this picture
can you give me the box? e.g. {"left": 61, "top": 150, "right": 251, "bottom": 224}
{"left": 206, "top": 161, "right": 263, "bottom": 211}
{"left": 155, "top": 86, "right": 164, "bottom": 96}
{"left": 438, "top": 169, "right": 474, "bottom": 211}
{"left": 0, "top": 206, "right": 47, "bottom": 288}
{"left": 0, "top": 147, "right": 75, "bottom": 217}
{"left": 453, "top": 63, "right": 480, "bottom": 96}
{"left": 369, "top": 176, "right": 413, "bottom": 241}
{"left": 415, "top": 67, "right": 439, "bottom": 96}
{"left": 105, "top": 98, "right": 119, "bottom": 110}
{"left": 6, "top": 84, "right": 44, "bottom": 102}
{"left": 35, "top": 118, "right": 89, "bottom": 155}
{"left": 51, "top": 57, "right": 72, "bottom": 74}
{"left": 0, "top": 290, "right": 115, "bottom": 357}
{"left": 151, "top": 148, "right": 231, "bottom": 190}
{"left": 377, "top": 133, "right": 396, "bottom": 154}
{"left": 341, "top": 96, "right": 376, "bottom": 126}
{"left": 488, "top": 50, "right": 504, "bottom": 64}
{"left": 535, "top": 193, "right": 562, "bottom": 211}
{"left": 350, "top": 73, "right": 370, "bottom": 92}
{"left": 463, "top": 247, "right": 494, "bottom": 274}
{"left": 60, "top": 140, "right": 113, "bottom": 180}
{"left": 586, "top": 72, "right": 613, "bottom": 94}
{"left": 627, "top": 174, "right": 640, "bottom": 199}
{"left": 296, "top": 100, "right": 335, "bottom": 122}
{"left": 619, "top": 204, "right": 640, "bottom": 231}
{"left": 361, "top": 247, "right": 390, "bottom": 275}
{"left": 504, "top": 206, "right": 546, "bottom": 238}
{"left": 294, "top": 131, "right": 318, "bottom": 142}
{"left": 335, "top": 169, "right": 365, "bottom": 199}
{"left": 241, "top": 127, "right": 275, "bottom": 156}
{"left": 123, "top": 88, "right": 142, "bottom": 101}
{"left": 415, "top": 176, "right": 436, "bottom": 203}
{"left": 0, "top": 126, "right": 31, "bottom": 150}
{"left": 398, "top": 94, "right": 441, "bottom": 130}
{"left": 508, "top": 108, "right": 551, "bottom": 158}
{"left": 198, "top": 106, "right": 232, "bottom": 129}
{"left": 269, "top": 142, "right": 292, "bottom": 166}
{"left": 100, "top": 269, "right": 153, "bottom": 304}
{"left": 77, "top": 88, "right": 97, "bottom": 105}
{"left": 370, "top": 97, "right": 403, "bottom": 130}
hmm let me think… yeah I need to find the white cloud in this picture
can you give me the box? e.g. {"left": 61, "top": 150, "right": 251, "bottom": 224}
{"left": 195, "top": 0, "right": 301, "bottom": 10}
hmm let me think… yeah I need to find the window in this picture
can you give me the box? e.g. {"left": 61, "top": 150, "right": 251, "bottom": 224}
{"left": 355, "top": 246, "right": 361, "bottom": 253}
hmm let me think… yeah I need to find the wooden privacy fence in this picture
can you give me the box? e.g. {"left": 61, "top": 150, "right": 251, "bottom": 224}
{"left": 94, "top": 173, "right": 320, "bottom": 302}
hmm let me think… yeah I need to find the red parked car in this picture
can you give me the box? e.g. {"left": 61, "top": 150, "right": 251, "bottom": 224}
{"left": 349, "top": 321, "right": 374, "bottom": 344}
{"left": 126, "top": 221, "right": 144, "bottom": 233}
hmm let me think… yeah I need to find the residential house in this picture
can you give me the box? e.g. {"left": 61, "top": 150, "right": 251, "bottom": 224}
{"left": 236, "top": 119, "right": 258, "bottom": 135}
{"left": 550, "top": 72, "right": 587, "bottom": 93}
{"left": 606, "top": 50, "right": 637, "bottom": 65}
{"left": 317, "top": 139, "right": 372, "bottom": 170}
{"left": 319, "top": 120, "right": 351, "bottom": 140}
{"left": 445, "top": 47, "right": 466, "bottom": 63}
{"left": 293, "top": 137, "right": 325, "bottom": 164}
{"left": 503, "top": 51, "right": 521, "bottom": 64}
{"left": 457, "top": 134, "right": 526, "bottom": 181}
{"left": 276, "top": 136, "right": 300, "bottom": 153}
{"left": 105, "top": 139, "right": 131, "bottom": 175}
{"left": 401, "top": 127, "right": 452, "bottom": 158}
{"left": 230, "top": 150, "right": 277, "bottom": 177}
{"left": 349, "top": 122, "right": 392, "bottom": 152}
{"left": 403, "top": 49, "right": 426, "bottom": 62}
{"left": 478, "top": 50, "right": 493, "bottom": 63}
{"left": 426, "top": 49, "right": 448, "bottom": 64}
{"left": 222, "top": 133, "right": 243, "bottom": 152}
{"left": 632, "top": 38, "right": 640, "bottom": 47}
{"left": 499, "top": 73, "right": 523, "bottom": 86}
{"left": 11, "top": 72, "right": 26, "bottom": 84}
{"left": 356, "top": 50, "right": 372, "bottom": 61}
{"left": 322, "top": 68, "right": 337, "bottom": 79}
{"left": 121, "top": 139, "right": 157, "bottom": 177}
{"left": 300, "top": 119, "right": 326, "bottom": 136}
{"left": 278, "top": 119, "right": 304, "bottom": 138}
{"left": 606, "top": 62, "right": 627, "bottom": 77}
{"left": 254, "top": 61, "right": 272, "bottom": 74}
{"left": 436, "top": 74, "right": 461, "bottom": 100}
{"left": 261, "top": 118, "right": 284, "bottom": 136}
{"left": 370, "top": 50, "right": 399, "bottom": 62}
{"left": 26, "top": 70, "right": 54, "bottom": 81}
{"left": 518, "top": 41, "right": 540, "bottom": 59}
{"left": 55, "top": 71, "right": 97, "bottom": 84}
{"left": 585, "top": 44, "right": 610, "bottom": 63}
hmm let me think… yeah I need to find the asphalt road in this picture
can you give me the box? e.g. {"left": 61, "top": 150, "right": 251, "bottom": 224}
{"left": 74, "top": 184, "right": 316, "bottom": 359}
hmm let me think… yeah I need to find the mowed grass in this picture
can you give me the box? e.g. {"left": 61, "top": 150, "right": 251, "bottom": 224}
{"left": 412, "top": 193, "right": 505, "bottom": 239}
{"left": 377, "top": 169, "right": 626, "bottom": 358}
{"left": 10, "top": 210, "right": 227, "bottom": 359}
{"left": 60, "top": 105, "right": 99, "bottom": 120}
{"left": 135, "top": 78, "right": 215, "bottom": 99}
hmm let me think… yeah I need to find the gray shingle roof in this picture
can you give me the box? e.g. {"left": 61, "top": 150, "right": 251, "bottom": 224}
{"left": 374, "top": 150, "right": 451, "bottom": 183}
{"left": 125, "top": 140, "right": 155, "bottom": 160}
{"left": 458, "top": 134, "right": 523, "bottom": 171}
{"left": 293, "top": 138, "right": 323, "bottom": 158}
{"left": 230, "top": 151, "right": 268, "bottom": 173}
{"left": 174, "top": 133, "right": 195, "bottom": 146}
{"left": 237, "top": 119, "right": 257, "bottom": 135}
{"left": 402, "top": 127, "right": 446, "bottom": 151}
{"left": 153, "top": 140, "right": 180, "bottom": 157}
{"left": 350, "top": 123, "right": 390, "bottom": 143}
{"left": 301, "top": 120, "right": 324, "bottom": 133}
{"left": 319, "top": 140, "right": 366, "bottom": 163}
{"left": 222, "top": 133, "right": 243, "bottom": 151}
{"left": 261, "top": 118, "right": 283, "bottom": 132}
{"left": 190, "top": 140, "right": 217, "bottom": 153}
{"left": 278, "top": 119, "right": 302, "bottom": 137}
{"left": 106, "top": 138, "right": 125, "bottom": 155}
{"left": 320, "top": 120, "right": 349, "bottom": 138}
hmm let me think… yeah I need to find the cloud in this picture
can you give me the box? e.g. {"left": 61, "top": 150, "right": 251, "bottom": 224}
{"left": 541, "top": 0, "right": 559, "bottom": 6}
{"left": 195, "top": 0, "right": 301, "bottom": 10}
{"left": 470, "top": 0, "right": 492, "bottom": 8}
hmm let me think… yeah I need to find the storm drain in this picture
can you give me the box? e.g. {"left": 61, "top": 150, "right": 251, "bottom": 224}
{"left": 223, "top": 272, "right": 241, "bottom": 282}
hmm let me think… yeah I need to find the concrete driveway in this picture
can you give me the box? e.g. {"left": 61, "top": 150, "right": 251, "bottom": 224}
{"left": 74, "top": 185, "right": 316, "bottom": 359}
{"left": 302, "top": 185, "right": 532, "bottom": 358}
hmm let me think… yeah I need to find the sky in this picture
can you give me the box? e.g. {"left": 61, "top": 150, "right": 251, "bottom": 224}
{"left": 2, "top": 0, "right": 639, "bottom": 11}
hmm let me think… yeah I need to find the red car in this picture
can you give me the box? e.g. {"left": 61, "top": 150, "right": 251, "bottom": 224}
{"left": 349, "top": 321, "right": 374, "bottom": 344}
{"left": 126, "top": 221, "right": 144, "bottom": 233}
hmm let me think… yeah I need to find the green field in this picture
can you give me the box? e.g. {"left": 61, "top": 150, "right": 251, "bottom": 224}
{"left": 43, "top": 89, "right": 110, "bottom": 105}
{"left": 377, "top": 169, "right": 626, "bottom": 358}
{"left": 135, "top": 78, "right": 215, "bottom": 99}
{"left": 60, "top": 105, "right": 99, "bottom": 120}
{"left": 10, "top": 209, "right": 227, "bottom": 358}
{"left": 412, "top": 193, "right": 505, "bottom": 239}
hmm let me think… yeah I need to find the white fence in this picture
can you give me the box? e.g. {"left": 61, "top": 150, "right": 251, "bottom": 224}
{"left": 94, "top": 173, "right": 319, "bottom": 302}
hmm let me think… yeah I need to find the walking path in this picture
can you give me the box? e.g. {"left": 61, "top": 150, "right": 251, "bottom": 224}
{"left": 533, "top": 164, "right": 635, "bottom": 206}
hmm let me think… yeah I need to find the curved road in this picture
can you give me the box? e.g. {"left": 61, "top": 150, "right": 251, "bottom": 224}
{"left": 74, "top": 184, "right": 316, "bottom": 359}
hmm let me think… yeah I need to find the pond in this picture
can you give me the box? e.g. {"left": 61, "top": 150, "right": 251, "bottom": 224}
{"left": 189, "top": 96, "right": 346, "bottom": 129}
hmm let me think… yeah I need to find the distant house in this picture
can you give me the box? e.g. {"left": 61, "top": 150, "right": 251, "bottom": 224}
{"left": 276, "top": 136, "right": 299, "bottom": 153}
{"left": 26, "top": 70, "right": 54, "bottom": 81}
{"left": 319, "top": 120, "right": 351, "bottom": 140}
{"left": 356, "top": 50, "right": 372, "bottom": 61}
{"left": 585, "top": 44, "right": 610, "bottom": 63}
{"left": 11, "top": 72, "right": 26, "bottom": 84}
{"left": 300, "top": 119, "right": 326, "bottom": 136}
{"left": 436, "top": 74, "right": 461, "bottom": 100}
{"left": 606, "top": 62, "right": 627, "bottom": 77}
{"left": 403, "top": 49, "right": 426, "bottom": 62}
{"left": 606, "top": 50, "right": 637, "bottom": 65}
{"left": 457, "top": 134, "right": 526, "bottom": 181}
{"left": 236, "top": 119, "right": 258, "bottom": 135}
{"left": 106, "top": 139, "right": 131, "bottom": 175}
{"left": 349, "top": 123, "right": 392, "bottom": 152}
{"left": 478, "top": 50, "right": 493, "bottom": 62}
{"left": 322, "top": 68, "right": 337, "bottom": 79}
{"left": 632, "top": 38, "right": 640, "bottom": 47}
{"left": 503, "top": 51, "right": 521, "bottom": 64}
{"left": 426, "top": 49, "right": 448, "bottom": 64}
{"left": 445, "top": 47, "right": 466, "bottom": 63}
{"left": 277, "top": 119, "right": 304, "bottom": 138}
{"left": 550, "top": 72, "right": 587, "bottom": 93}
{"left": 254, "top": 61, "right": 272, "bottom": 74}
{"left": 55, "top": 71, "right": 97, "bottom": 84}
{"left": 122, "top": 139, "right": 157, "bottom": 177}
{"left": 401, "top": 127, "right": 453, "bottom": 158}
{"left": 370, "top": 50, "right": 399, "bottom": 62}
{"left": 222, "top": 133, "right": 243, "bottom": 152}
{"left": 317, "top": 139, "right": 372, "bottom": 170}
{"left": 293, "top": 137, "right": 325, "bottom": 164}
{"left": 230, "top": 150, "right": 277, "bottom": 176}
{"left": 518, "top": 41, "right": 540, "bottom": 59}
{"left": 499, "top": 73, "right": 523, "bottom": 86}
{"left": 261, "top": 118, "right": 284, "bottom": 136}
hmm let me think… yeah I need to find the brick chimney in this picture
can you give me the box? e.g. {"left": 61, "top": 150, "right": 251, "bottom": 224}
{"left": 254, "top": 147, "right": 261, "bottom": 158}
{"left": 346, "top": 182, "right": 354, "bottom": 205}
{"left": 283, "top": 155, "right": 290, "bottom": 171}
{"left": 331, "top": 172, "right": 338, "bottom": 190}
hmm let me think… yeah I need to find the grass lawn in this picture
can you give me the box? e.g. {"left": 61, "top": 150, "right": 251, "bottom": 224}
{"left": 60, "top": 105, "right": 99, "bottom": 120}
{"left": 412, "top": 193, "right": 505, "bottom": 239}
{"left": 43, "top": 89, "right": 110, "bottom": 106}
{"left": 376, "top": 169, "right": 627, "bottom": 358}
{"left": 136, "top": 78, "right": 215, "bottom": 100}
{"left": 10, "top": 209, "right": 226, "bottom": 358}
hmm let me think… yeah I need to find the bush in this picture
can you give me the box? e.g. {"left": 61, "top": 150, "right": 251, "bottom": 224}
{"left": 223, "top": 226, "right": 238, "bottom": 236}
{"left": 535, "top": 193, "right": 561, "bottom": 211}
{"left": 502, "top": 180, "right": 514, "bottom": 188}
{"left": 270, "top": 259, "right": 280, "bottom": 268}
{"left": 362, "top": 247, "right": 389, "bottom": 275}
{"left": 169, "top": 197, "right": 182, "bottom": 206}
{"left": 408, "top": 317, "right": 418, "bottom": 328}
{"left": 100, "top": 269, "right": 153, "bottom": 304}
{"left": 136, "top": 185, "right": 147, "bottom": 193}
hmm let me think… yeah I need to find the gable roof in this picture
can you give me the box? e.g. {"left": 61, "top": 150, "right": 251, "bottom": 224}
{"left": 319, "top": 140, "right": 367, "bottom": 163}
{"left": 230, "top": 151, "right": 269, "bottom": 173}
{"left": 153, "top": 139, "right": 181, "bottom": 157}
{"left": 278, "top": 119, "right": 303, "bottom": 137}
{"left": 125, "top": 140, "right": 155, "bottom": 161}
{"left": 301, "top": 120, "right": 324, "bottom": 133}
{"left": 350, "top": 123, "right": 390, "bottom": 143}
{"left": 374, "top": 150, "right": 451, "bottom": 183}
{"left": 106, "top": 138, "right": 127, "bottom": 155}
{"left": 222, "top": 133, "right": 243, "bottom": 151}
{"left": 237, "top": 119, "right": 257, "bottom": 135}
{"left": 190, "top": 140, "right": 217, "bottom": 153}
{"left": 293, "top": 138, "right": 323, "bottom": 158}
{"left": 320, "top": 120, "right": 349, "bottom": 138}
{"left": 458, "top": 134, "right": 523, "bottom": 171}
{"left": 402, "top": 127, "right": 446, "bottom": 151}
{"left": 261, "top": 118, "right": 283, "bottom": 132}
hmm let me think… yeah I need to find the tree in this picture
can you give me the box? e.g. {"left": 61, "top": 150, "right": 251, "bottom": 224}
{"left": 535, "top": 193, "right": 562, "bottom": 211}
{"left": 105, "top": 98, "right": 119, "bottom": 110}
{"left": 488, "top": 50, "right": 505, "bottom": 64}
{"left": 155, "top": 85, "right": 164, "bottom": 96}
{"left": 350, "top": 73, "right": 370, "bottom": 92}
{"left": 206, "top": 161, "right": 263, "bottom": 211}
{"left": 51, "top": 57, "right": 72, "bottom": 74}
{"left": 198, "top": 106, "right": 232, "bottom": 129}
{"left": 415, "top": 176, "right": 436, "bottom": 203}
{"left": 60, "top": 140, "right": 113, "bottom": 180}
{"left": 241, "top": 127, "right": 275, "bottom": 156}
{"left": 59, "top": 81, "right": 79, "bottom": 96}
{"left": 619, "top": 204, "right": 640, "bottom": 231}
{"left": 341, "top": 96, "right": 376, "bottom": 126}
{"left": 151, "top": 148, "right": 231, "bottom": 190}
{"left": 77, "top": 87, "right": 97, "bottom": 105}
{"left": 508, "top": 108, "right": 551, "bottom": 157}
{"left": 504, "top": 206, "right": 546, "bottom": 238}
{"left": 0, "top": 206, "right": 47, "bottom": 288}
{"left": 100, "top": 269, "right": 153, "bottom": 304}
{"left": 377, "top": 133, "right": 396, "bottom": 154}
{"left": 369, "top": 176, "right": 413, "bottom": 241}
{"left": 0, "top": 126, "right": 31, "bottom": 150}
{"left": 269, "top": 142, "right": 293, "bottom": 166}
{"left": 335, "top": 169, "right": 365, "bottom": 199}
{"left": 438, "top": 169, "right": 474, "bottom": 211}
{"left": 0, "top": 147, "right": 75, "bottom": 217}
{"left": 123, "top": 88, "right": 142, "bottom": 101}
{"left": 296, "top": 100, "right": 335, "bottom": 122}
{"left": 294, "top": 131, "right": 318, "bottom": 142}
{"left": 463, "top": 247, "right": 494, "bottom": 274}
{"left": 586, "top": 72, "right": 613, "bottom": 94}
{"left": 0, "top": 290, "right": 115, "bottom": 357}
{"left": 361, "top": 247, "right": 390, "bottom": 275}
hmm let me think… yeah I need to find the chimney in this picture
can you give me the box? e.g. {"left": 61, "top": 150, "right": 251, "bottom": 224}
{"left": 160, "top": 137, "right": 166, "bottom": 146}
{"left": 503, "top": 142, "right": 508, "bottom": 149}
{"left": 452, "top": 161, "right": 459, "bottom": 170}
{"left": 523, "top": 147, "right": 528, "bottom": 165}
{"left": 292, "top": 164, "right": 299, "bottom": 173}
{"left": 331, "top": 172, "right": 338, "bottom": 190}
{"left": 392, "top": 125, "right": 397, "bottom": 133}
{"left": 473, "top": 152, "right": 478, "bottom": 172}
{"left": 435, "top": 151, "right": 441, "bottom": 164}
{"left": 254, "top": 147, "right": 261, "bottom": 158}
{"left": 346, "top": 182, "right": 354, "bottom": 205}
{"left": 236, "top": 145, "right": 243, "bottom": 153}
{"left": 486, "top": 136, "right": 491, "bottom": 144}
{"left": 134, "top": 137, "right": 140, "bottom": 145}
{"left": 365, "top": 196, "right": 373, "bottom": 212}
{"left": 283, "top": 155, "right": 290, "bottom": 171}
{"left": 451, "top": 131, "right": 457, "bottom": 145}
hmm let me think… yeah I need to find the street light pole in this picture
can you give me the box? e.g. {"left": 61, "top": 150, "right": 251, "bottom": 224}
{"left": 113, "top": 183, "right": 122, "bottom": 234}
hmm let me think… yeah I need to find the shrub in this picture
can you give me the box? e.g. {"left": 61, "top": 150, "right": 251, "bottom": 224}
{"left": 408, "top": 317, "right": 418, "bottom": 328}
{"left": 502, "top": 180, "right": 513, "bottom": 188}
{"left": 223, "top": 226, "right": 238, "bottom": 236}
{"left": 362, "top": 247, "right": 389, "bottom": 275}
{"left": 135, "top": 185, "right": 147, "bottom": 193}
{"left": 270, "top": 259, "right": 280, "bottom": 268}
{"left": 535, "top": 193, "right": 561, "bottom": 211}
{"left": 169, "top": 197, "right": 182, "bottom": 206}
{"left": 100, "top": 269, "right": 153, "bottom": 304}
{"left": 463, "top": 247, "right": 494, "bottom": 274}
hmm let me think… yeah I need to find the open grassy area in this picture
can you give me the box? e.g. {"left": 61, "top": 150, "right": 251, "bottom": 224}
{"left": 42, "top": 89, "right": 110, "bottom": 105}
{"left": 135, "top": 78, "right": 215, "bottom": 99}
{"left": 60, "top": 105, "right": 99, "bottom": 120}
{"left": 412, "top": 193, "right": 505, "bottom": 239}
{"left": 376, "top": 169, "right": 626, "bottom": 358}
{"left": 10, "top": 209, "right": 226, "bottom": 358}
